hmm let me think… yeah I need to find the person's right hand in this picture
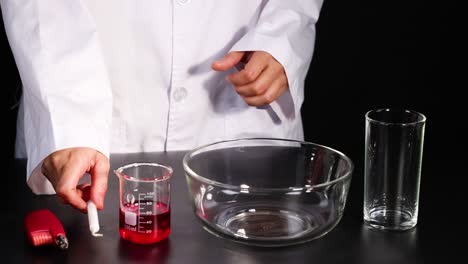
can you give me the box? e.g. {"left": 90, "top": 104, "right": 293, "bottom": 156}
{"left": 41, "top": 147, "right": 110, "bottom": 213}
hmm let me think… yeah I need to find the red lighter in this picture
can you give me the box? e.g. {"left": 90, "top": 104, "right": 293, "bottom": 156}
{"left": 24, "top": 209, "right": 69, "bottom": 250}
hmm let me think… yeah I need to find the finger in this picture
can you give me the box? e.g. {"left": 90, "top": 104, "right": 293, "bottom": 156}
{"left": 242, "top": 77, "right": 288, "bottom": 106}
{"left": 77, "top": 183, "right": 92, "bottom": 202}
{"left": 57, "top": 187, "right": 88, "bottom": 212}
{"left": 90, "top": 153, "right": 110, "bottom": 210}
{"left": 211, "top": 51, "right": 245, "bottom": 71}
{"left": 235, "top": 65, "right": 279, "bottom": 97}
{"left": 55, "top": 166, "right": 88, "bottom": 211}
{"left": 226, "top": 52, "right": 271, "bottom": 86}
{"left": 58, "top": 190, "right": 87, "bottom": 211}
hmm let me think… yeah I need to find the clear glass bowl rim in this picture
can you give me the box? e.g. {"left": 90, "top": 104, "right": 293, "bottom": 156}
{"left": 183, "top": 138, "right": 354, "bottom": 192}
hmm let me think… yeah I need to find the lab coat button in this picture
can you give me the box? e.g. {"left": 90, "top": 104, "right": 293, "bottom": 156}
{"left": 177, "top": 0, "right": 191, "bottom": 5}
{"left": 173, "top": 87, "right": 188, "bottom": 102}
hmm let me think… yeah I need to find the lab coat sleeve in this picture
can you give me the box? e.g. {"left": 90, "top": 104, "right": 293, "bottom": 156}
{"left": 230, "top": 0, "right": 323, "bottom": 121}
{"left": 0, "top": 0, "right": 112, "bottom": 194}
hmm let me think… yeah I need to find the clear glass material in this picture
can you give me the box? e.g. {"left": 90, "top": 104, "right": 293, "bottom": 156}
{"left": 364, "top": 109, "right": 426, "bottom": 231}
{"left": 114, "top": 163, "right": 172, "bottom": 244}
{"left": 183, "top": 138, "right": 354, "bottom": 247}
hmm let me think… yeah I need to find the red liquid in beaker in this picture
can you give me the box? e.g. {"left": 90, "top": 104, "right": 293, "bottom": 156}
{"left": 119, "top": 201, "right": 171, "bottom": 244}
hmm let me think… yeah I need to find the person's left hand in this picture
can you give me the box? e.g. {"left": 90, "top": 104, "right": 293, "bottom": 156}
{"left": 212, "top": 51, "right": 288, "bottom": 106}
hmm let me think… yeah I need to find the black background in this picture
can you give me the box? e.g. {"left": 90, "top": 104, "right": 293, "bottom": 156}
{"left": 1, "top": 1, "right": 462, "bottom": 261}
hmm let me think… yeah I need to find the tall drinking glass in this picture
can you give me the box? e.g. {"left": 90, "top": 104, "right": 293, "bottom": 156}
{"left": 364, "top": 109, "right": 426, "bottom": 231}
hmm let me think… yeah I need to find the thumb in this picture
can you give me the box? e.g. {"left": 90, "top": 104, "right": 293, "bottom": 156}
{"left": 90, "top": 152, "right": 110, "bottom": 210}
{"left": 212, "top": 51, "right": 245, "bottom": 71}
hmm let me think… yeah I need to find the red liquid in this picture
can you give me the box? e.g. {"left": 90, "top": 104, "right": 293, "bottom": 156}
{"left": 119, "top": 201, "right": 171, "bottom": 244}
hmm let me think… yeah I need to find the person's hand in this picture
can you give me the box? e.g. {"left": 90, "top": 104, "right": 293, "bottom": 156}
{"left": 212, "top": 51, "right": 288, "bottom": 106}
{"left": 41, "top": 147, "right": 109, "bottom": 213}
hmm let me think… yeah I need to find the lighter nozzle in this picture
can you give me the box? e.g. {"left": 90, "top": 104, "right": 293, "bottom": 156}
{"left": 55, "top": 234, "right": 69, "bottom": 250}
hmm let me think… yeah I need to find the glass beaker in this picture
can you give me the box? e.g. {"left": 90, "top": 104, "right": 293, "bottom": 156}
{"left": 115, "top": 163, "right": 173, "bottom": 244}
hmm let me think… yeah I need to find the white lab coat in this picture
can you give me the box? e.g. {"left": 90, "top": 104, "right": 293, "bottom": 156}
{"left": 1, "top": 0, "right": 322, "bottom": 194}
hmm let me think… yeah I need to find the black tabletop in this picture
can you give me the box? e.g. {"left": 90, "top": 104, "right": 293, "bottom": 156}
{"left": 2, "top": 151, "right": 460, "bottom": 264}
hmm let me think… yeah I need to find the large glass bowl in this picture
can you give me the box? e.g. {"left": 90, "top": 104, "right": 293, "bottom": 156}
{"left": 183, "top": 138, "right": 353, "bottom": 247}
